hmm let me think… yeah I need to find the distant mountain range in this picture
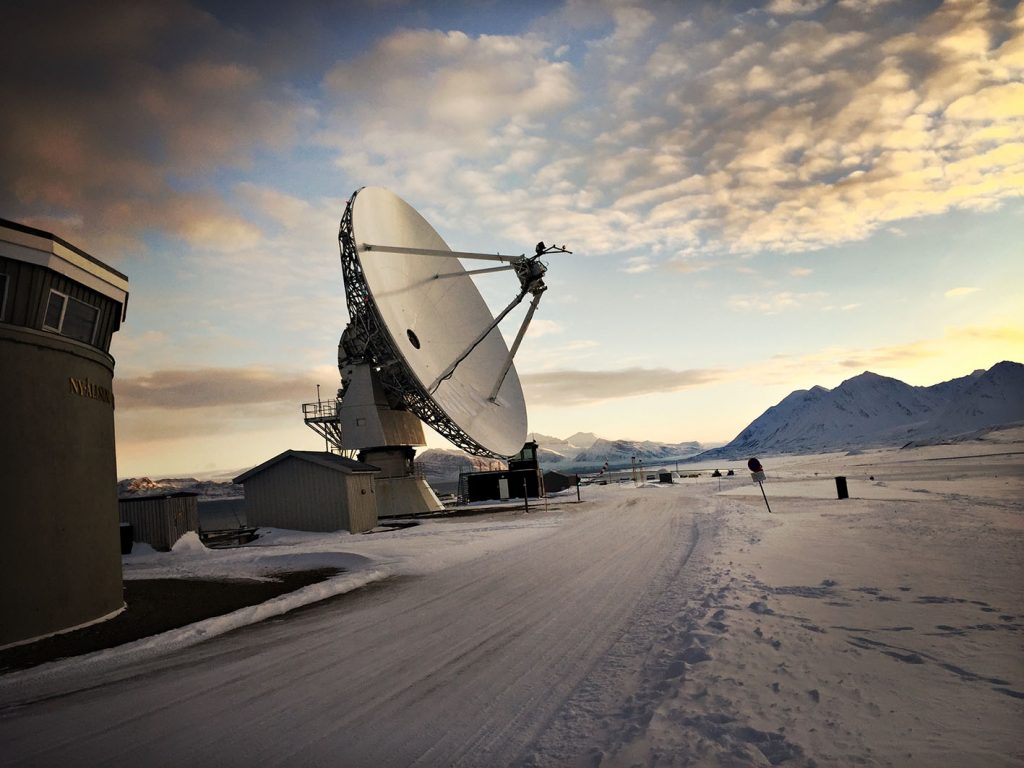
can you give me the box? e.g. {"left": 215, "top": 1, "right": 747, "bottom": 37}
{"left": 551, "top": 437, "right": 702, "bottom": 467}
{"left": 117, "top": 476, "right": 242, "bottom": 499}
{"left": 702, "top": 360, "right": 1024, "bottom": 459}
{"left": 121, "top": 362, "right": 1021, "bottom": 492}
{"left": 415, "top": 432, "right": 705, "bottom": 481}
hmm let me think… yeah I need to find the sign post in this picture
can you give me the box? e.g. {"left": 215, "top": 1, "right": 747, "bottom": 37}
{"left": 748, "top": 457, "right": 772, "bottom": 514}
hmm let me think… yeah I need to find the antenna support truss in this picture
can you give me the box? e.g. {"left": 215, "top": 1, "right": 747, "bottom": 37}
{"left": 421, "top": 242, "right": 567, "bottom": 396}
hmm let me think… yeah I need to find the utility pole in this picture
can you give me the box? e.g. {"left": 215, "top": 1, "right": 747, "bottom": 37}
{"left": 316, "top": 384, "right": 328, "bottom": 452}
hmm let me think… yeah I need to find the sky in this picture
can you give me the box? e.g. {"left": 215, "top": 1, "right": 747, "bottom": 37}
{"left": 2, "top": 0, "right": 1022, "bottom": 478}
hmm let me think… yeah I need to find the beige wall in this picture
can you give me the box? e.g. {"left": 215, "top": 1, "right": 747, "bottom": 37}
{"left": 345, "top": 474, "right": 378, "bottom": 534}
{"left": 244, "top": 457, "right": 378, "bottom": 533}
{"left": 0, "top": 326, "right": 123, "bottom": 648}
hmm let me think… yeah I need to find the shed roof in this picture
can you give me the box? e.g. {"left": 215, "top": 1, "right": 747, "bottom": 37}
{"left": 543, "top": 470, "right": 577, "bottom": 480}
{"left": 233, "top": 450, "right": 380, "bottom": 484}
{"left": 119, "top": 491, "right": 200, "bottom": 503}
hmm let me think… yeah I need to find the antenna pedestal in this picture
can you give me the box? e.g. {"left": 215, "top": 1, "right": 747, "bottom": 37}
{"left": 338, "top": 362, "right": 442, "bottom": 515}
{"left": 338, "top": 363, "right": 425, "bottom": 447}
{"left": 358, "top": 446, "right": 443, "bottom": 516}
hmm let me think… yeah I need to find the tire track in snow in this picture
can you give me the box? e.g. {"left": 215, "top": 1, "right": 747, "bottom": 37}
{"left": 0, "top": 492, "right": 700, "bottom": 767}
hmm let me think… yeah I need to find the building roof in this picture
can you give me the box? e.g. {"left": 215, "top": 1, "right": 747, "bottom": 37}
{"left": 0, "top": 217, "right": 129, "bottom": 314}
{"left": 0, "top": 218, "right": 128, "bottom": 280}
{"left": 543, "top": 470, "right": 578, "bottom": 479}
{"left": 233, "top": 450, "right": 380, "bottom": 484}
{"left": 118, "top": 491, "right": 200, "bottom": 502}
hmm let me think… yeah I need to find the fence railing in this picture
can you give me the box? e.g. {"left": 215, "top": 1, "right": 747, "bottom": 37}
{"left": 302, "top": 399, "right": 338, "bottom": 421}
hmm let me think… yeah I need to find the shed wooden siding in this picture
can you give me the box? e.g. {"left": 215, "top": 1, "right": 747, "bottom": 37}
{"left": 118, "top": 495, "right": 199, "bottom": 550}
{"left": 244, "top": 457, "right": 377, "bottom": 533}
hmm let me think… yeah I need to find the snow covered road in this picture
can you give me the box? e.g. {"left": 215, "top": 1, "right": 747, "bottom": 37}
{"left": 0, "top": 487, "right": 708, "bottom": 767}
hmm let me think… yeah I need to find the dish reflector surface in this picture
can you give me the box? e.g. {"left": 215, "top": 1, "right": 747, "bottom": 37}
{"left": 344, "top": 187, "right": 527, "bottom": 457}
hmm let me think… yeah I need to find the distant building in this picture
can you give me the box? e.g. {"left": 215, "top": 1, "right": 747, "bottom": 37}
{"left": 461, "top": 442, "right": 544, "bottom": 503}
{"left": 542, "top": 470, "right": 578, "bottom": 494}
{"left": 0, "top": 218, "right": 129, "bottom": 648}
{"left": 234, "top": 450, "right": 381, "bottom": 533}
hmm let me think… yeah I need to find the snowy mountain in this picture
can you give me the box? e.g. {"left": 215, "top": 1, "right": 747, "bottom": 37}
{"left": 570, "top": 438, "right": 703, "bottom": 467}
{"left": 528, "top": 433, "right": 579, "bottom": 456}
{"left": 415, "top": 433, "right": 704, "bottom": 477}
{"left": 927, "top": 362, "right": 1024, "bottom": 436}
{"left": 415, "top": 448, "right": 500, "bottom": 481}
{"left": 528, "top": 432, "right": 599, "bottom": 456}
{"left": 117, "top": 477, "right": 241, "bottom": 499}
{"left": 565, "top": 432, "right": 600, "bottom": 450}
{"left": 709, "top": 361, "right": 1023, "bottom": 457}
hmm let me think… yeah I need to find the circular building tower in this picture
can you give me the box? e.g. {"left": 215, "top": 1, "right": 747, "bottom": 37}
{"left": 0, "top": 219, "right": 129, "bottom": 648}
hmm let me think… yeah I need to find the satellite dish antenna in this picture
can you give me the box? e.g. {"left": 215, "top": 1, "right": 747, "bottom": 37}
{"left": 303, "top": 187, "right": 568, "bottom": 515}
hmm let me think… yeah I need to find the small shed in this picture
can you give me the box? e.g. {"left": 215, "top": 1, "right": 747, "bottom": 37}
{"left": 234, "top": 450, "right": 380, "bottom": 533}
{"left": 543, "top": 470, "right": 578, "bottom": 493}
{"left": 463, "top": 468, "right": 543, "bottom": 503}
{"left": 118, "top": 492, "right": 199, "bottom": 551}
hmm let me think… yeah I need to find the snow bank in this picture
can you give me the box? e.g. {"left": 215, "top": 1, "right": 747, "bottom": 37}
{"left": 6, "top": 515, "right": 565, "bottom": 688}
{"left": 170, "top": 531, "right": 208, "bottom": 554}
{"left": 1, "top": 568, "right": 391, "bottom": 690}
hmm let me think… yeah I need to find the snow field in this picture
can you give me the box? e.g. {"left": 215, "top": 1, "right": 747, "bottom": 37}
{"left": 1, "top": 438, "right": 1022, "bottom": 766}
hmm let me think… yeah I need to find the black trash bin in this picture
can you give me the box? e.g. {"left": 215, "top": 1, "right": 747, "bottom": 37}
{"left": 835, "top": 476, "right": 849, "bottom": 500}
{"left": 119, "top": 522, "right": 134, "bottom": 554}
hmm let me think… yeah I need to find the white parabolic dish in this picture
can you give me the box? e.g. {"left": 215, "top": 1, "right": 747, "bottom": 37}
{"left": 351, "top": 187, "right": 527, "bottom": 457}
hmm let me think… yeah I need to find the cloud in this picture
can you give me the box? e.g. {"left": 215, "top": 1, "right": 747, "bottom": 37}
{"left": 522, "top": 319, "right": 1024, "bottom": 410}
{"left": 667, "top": 257, "right": 712, "bottom": 274}
{"left": 728, "top": 291, "right": 828, "bottom": 313}
{"left": 525, "top": 318, "right": 564, "bottom": 338}
{"left": 0, "top": 1, "right": 313, "bottom": 256}
{"left": 740, "top": 321, "right": 1024, "bottom": 387}
{"left": 321, "top": 29, "right": 576, "bottom": 185}
{"left": 946, "top": 82, "right": 1024, "bottom": 120}
{"left": 115, "top": 366, "right": 322, "bottom": 409}
{"left": 324, "top": 29, "right": 576, "bottom": 136}
{"left": 949, "top": 324, "right": 1024, "bottom": 343}
{"left": 517, "top": 337, "right": 601, "bottom": 373}
{"left": 945, "top": 286, "right": 981, "bottom": 298}
{"left": 622, "top": 256, "right": 653, "bottom": 273}
{"left": 5, "top": 0, "right": 1022, "bottom": 282}
{"left": 115, "top": 401, "right": 297, "bottom": 443}
{"left": 790, "top": 267, "right": 813, "bottom": 277}
{"left": 767, "top": 0, "right": 830, "bottom": 15}
{"left": 522, "top": 367, "right": 727, "bottom": 406}
{"left": 314, "top": 1, "right": 1024, "bottom": 264}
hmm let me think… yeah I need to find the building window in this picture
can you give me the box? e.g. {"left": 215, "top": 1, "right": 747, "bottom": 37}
{"left": 43, "top": 290, "right": 99, "bottom": 345}
{"left": 44, "top": 291, "right": 64, "bottom": 329}
{"left": 0, "top": 273, "right": 7, "bottom": 321}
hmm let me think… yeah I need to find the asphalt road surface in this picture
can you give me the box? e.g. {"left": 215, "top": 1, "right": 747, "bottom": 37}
{"left": 0, "top": 491, "right": 707, "bottom": 767}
